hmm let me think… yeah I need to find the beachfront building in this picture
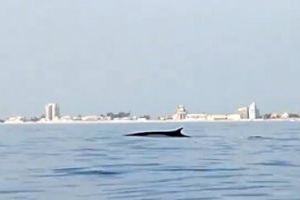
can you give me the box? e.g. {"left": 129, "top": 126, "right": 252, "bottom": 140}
{"left": 207, "top": 114, "right": 228, "bottom": 121}
{"left": 270, "top": 113, "right": 281, "bottom": 119}
{"left": 279, "top": 113, "right": 300, "bottom": 119}
{"left": 281, "top": 113, "right": 290, "bottom": 119}
{"left": 249, "top": 102, "right": 260, "bottom": 120}
{"left": 227, "top": 114, "right": 241, "bottom": 121}
{"left": 186, "top": 113, "right": 208, "bottom": 121}
{"left": 81, "top": 115, "right": 104, "bottom": 121}
{"left": 60, "top": 115, "right": 73, "bottom": 122}
{"left": 45, "top": 103, "right": 60, "bottom": 121}
{"left": 4, "top": 116, "right": 25, "bottom": 124}
{"left": 173, "top": 105, "right": 188, "bottom": 120}
{"left": 238, "top": 106, "right": 249, "bottom": 119}
{"left": 159, "top": 115, "right": 173, "bottom": 121}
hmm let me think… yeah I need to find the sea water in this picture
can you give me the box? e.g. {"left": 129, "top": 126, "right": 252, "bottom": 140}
{"left": 0, "top": 122, "right": 300, "bottom": 200}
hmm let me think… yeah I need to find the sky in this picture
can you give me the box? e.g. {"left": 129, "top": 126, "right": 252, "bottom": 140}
{"left": 0, "top": 0, "right": 300, "bottom": 117}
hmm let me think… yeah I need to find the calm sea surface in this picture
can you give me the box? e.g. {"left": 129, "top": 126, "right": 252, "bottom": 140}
{"left": 0, "top": 122, "right": 300, "bottom": 200}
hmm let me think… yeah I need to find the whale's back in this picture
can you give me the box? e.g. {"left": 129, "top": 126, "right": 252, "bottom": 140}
{"left": 126, "top": 128, "right": 189, "bottom": 137}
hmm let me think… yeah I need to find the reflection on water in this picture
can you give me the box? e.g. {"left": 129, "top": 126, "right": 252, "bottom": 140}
{"left": 0, "top": 122, "right": 300, "bottom": 199}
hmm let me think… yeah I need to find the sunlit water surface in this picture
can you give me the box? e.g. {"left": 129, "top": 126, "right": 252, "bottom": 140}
{"left": 1, "top": 122, "right": 300, "bottom": 200}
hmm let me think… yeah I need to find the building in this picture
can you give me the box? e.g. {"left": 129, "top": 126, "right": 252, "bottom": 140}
{"left": 172, "top": 105, "right": 188, "bottom": 120}
{"left": 238, "top": 106, "right": 249, "bottom": 119}
{"left": 248, "top": 102, "right": 260, "bottom": 120}
{"left": 207, "top": 114, "right": 227, "bottom": 121}
{"left": 60, "top": 115, "right": 73, "bottom": 122}
{"left": 270, "top": 113, "right": 281, "bottom": 119}
{"left": 281, "top": 113, "right": 289, "bottom": 119}
{"left": 227, "top": 114, "right": 241, "bottom": 121}
{"left": 4, "top": 116, "right": 25, "bottom": 124}
{"left": 281, "top": 113, "right": 300, "bottom": 119}
{"left": 159, "top": 115, "right": 173, "bottom": 121}
{"left": 81, "top": 115, "right": 103, "bottom": 121}
{"left": 186, "top": 113, "right": 208, "bottom": 121}
{"left": 45, "top": 103, "right": 60, "bottom": 121}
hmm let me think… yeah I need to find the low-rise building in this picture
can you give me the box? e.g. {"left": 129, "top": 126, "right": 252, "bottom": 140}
{"left": 60, "top": 115, "right": 73, "bottom": 122}
{"left": 270, "top": 113, "right": 281, "bottom": 119}
{"left": 207, "top": 114, "right": 227, "bottom": 121}
{"left": 136, "top": 117, "right": 148, "bottom": 121}
{"left": 159, "top": 115, "right": 173, "bottom": 121}
{"left": 227, "top": 114, "right": 241, "bottom": 121}
{"left": 81, "top": 115, "right": 103, "bottom": 121}
{"left": 5, "top": 116, "right": 25, "bottom": 124}
{"left": 281, "top": 113, "right": 300, "bottom": 119}
{"left": 186, "top": 113, "right": 208, "bottom": 120}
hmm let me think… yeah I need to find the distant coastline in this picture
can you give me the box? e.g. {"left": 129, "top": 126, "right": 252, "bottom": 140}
{"left": 1, "top": 118, "right": 299, "bottom": 125}
{"left": 1, "top": 102, "right": 300, "bottom": 124}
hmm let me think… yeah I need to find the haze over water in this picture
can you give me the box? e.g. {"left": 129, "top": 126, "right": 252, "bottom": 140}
{"left": 1, "top": 122, "right": 300, "bottom": 200}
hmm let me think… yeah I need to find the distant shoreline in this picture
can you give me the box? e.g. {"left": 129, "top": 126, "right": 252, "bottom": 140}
{"left": 1, "top": 119, "right": 299, "bottom": 125}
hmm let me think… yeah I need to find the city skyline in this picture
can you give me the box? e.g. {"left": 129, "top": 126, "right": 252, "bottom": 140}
{"left": 1, "top": 101, "right": 300, "bottom": 119}
{"left": 1, "top": 1, "right": 300, "bottom": 117}
{"left": 2, "top": 101, "right": 300, "bottom": 122}
{"left": 3, "top": 101, "right": 300, "bottom": 124}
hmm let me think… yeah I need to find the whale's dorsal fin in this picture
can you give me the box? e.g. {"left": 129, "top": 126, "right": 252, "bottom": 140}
{"left": 176, "top": 127, "right": 183, "bottom": 132}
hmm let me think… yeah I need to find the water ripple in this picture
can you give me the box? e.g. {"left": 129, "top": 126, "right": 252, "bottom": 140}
{"left": 0, "top": 190, "right": 43, "bottom": 194}
{"left": 250, "top": 160, "right": 300, "bottom": 167}
{"left": 34, "top": 167, "right": 122, "bottom": 177}
{"left": 153, "top": 167, "right": 248, "bottom": 172}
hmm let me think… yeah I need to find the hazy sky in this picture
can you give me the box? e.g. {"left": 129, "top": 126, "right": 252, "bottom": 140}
{"left": 1, "top": 0, "right": 300, "bottom": 117}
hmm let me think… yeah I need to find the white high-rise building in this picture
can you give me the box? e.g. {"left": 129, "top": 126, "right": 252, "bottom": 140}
{"left": 248, "top": 102, "right": 260, "bottom": 120}
{"left": 45, "top": 103, "right": 60, "bottom": 121}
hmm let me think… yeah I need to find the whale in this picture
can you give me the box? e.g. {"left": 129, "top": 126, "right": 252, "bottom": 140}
{"left": 125, "top": 128, "right": 189, "bottom": 137}
{"left": 248, "top": 136, "right": 273, "bottom": 140}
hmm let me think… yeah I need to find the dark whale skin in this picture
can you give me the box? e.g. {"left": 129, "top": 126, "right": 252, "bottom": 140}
{"left": 125, "top": 128, "right": 189, "bottom": 137}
